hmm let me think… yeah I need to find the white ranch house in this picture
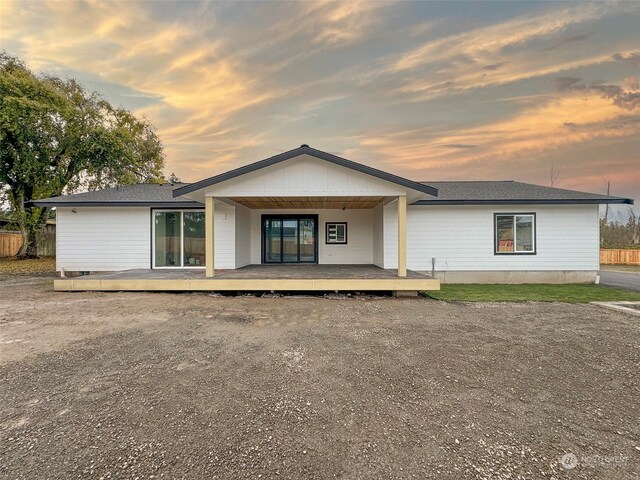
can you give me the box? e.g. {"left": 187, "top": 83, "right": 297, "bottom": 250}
{"left": 33, "top": 145, "right": 633, "bottom": 294}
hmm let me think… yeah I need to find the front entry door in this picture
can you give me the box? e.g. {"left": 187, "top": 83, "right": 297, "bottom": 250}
{"left": 263, "top": 215, "right": 318, "bottom": 263}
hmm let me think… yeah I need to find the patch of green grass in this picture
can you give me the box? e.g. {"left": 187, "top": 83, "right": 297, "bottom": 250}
{"left": 0, "top": 257, "right": 56, "bottom": 277}
{"left": 423, "top": 284, "right": 640, "bottom": 303}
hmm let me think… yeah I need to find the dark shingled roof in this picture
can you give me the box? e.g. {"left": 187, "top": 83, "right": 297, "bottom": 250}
{"left": 30, "top": 183, "right": 203, "bottom": 208}
{"left": 416, "top": 181, "right": 633, "bottom": 205}
{"left": 30, "top": 180, "right": 633, "bottom": 207}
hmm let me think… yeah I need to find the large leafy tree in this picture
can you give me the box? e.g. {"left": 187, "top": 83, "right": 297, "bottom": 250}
{"left": 0, "top": 52, "right": 165, "bottom": 257}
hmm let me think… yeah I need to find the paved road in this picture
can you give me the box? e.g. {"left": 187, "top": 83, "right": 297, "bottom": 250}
{"left": 599, "top": 270, "right": 640, "bottom": 291}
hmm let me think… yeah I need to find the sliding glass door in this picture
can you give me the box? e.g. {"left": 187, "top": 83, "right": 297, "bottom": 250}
{"left": 154, "top": 211, "right": 182, "bottom": 267}
{"left": 282, "top": 219, "right": 299, "bottom": 263}
{"left": 264, "top": 218, "right": 282, "bottom": 263}
{"left": 262, "top": 215, "right": 317, "bottom": 263}
{"left": 299, "top": 218, "right": 316, "bottom": 262}
{"left": 154, "top": 210, "right": 205, "bottom": 268}
{"left": 183, "top": 211, "right": 206, "bottom": 266}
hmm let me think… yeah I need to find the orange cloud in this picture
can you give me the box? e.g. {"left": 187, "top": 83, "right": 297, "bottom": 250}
{"left": 0, "top": 0, "right": 286, "bottom": 173}
{"left": 360, "top": 90, "right": 640, "bottom": 173}
{"left": 306, "top": 0, "right": 389, "bottom": 46}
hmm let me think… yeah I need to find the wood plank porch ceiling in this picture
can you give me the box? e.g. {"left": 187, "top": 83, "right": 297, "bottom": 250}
{"left": 227, "top": 196, "right": 390, "bottom": 209}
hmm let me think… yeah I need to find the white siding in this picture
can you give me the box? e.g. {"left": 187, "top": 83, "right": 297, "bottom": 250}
{"left": 405, "top": 204, "right": 600, "bottom": 271}
{"left": 383, "top": 201, "right": 398, "bottom": 269}
{"left": 249, "top": 209, "right": 373, "bottom": 264}
{"left": 213, "top": 202, "right": 236, "bottom": 270}
{"left": 57, "top": 204, "right": 236, "bottom": 272}
{"left": 320, "top": 210, "right": 373, "bottom": 264}
{"left": 57, "top": 207, "right": 151, "bottom": 271}
{"left": 234, "top": 203, "right": 251, "bottom": 268}
{"left": 204, "top": 155, "right": 408, "bottom": 198}
{"left": 56, "top": 203, "right": 600, "bottom": 274}
{"left": 372, "top": 203, "right": 384, "bottom": 267}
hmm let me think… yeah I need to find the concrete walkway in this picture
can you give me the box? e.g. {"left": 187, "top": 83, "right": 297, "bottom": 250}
{"left": 599, "top": 270, "right": 640, "bottom": 291}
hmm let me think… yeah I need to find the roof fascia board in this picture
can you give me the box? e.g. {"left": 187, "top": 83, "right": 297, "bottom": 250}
{"left": 29, "top": 201, "right": 204, "bottom": 208}
{"left": 412, "top": 198, "right": 634, "bottom": 205}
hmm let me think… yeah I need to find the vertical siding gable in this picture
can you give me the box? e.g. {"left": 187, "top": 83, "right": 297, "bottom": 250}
{"left": 306, "top": 159, "right": 329, "bottom": 191}
{"left": 204, "top": 154, "right": 406, "bottom": 197}
{"left": 262, "top": 167, "right": 285, "bottom": 192}
{"left": 326, "top": 161, "right": 349, "bottom": 191}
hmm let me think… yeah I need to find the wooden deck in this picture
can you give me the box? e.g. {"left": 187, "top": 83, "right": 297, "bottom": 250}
{"left": 54, "top": 264, "right": 439, "bottom": 294}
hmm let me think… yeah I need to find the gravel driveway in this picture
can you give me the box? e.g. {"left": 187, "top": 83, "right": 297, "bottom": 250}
{"left": 1, "top": 277, "right": 638, "bottom": 479}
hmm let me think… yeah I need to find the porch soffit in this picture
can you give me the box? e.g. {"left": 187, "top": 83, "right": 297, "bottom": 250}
{"left": 226, "top": 196, "right": 391, "bottom": 209}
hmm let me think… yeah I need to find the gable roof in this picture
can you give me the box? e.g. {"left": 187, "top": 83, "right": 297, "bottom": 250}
{"left": 416, "top": 181, "right": 633, "bottom": 205}
{"left": 172, "top": 145, "right": 439, "bottom": 197}
{"left": 30, "top": 183, "right": 203, "bottom": 208}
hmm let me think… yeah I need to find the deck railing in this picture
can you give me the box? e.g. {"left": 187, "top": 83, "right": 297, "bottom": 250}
{"left": 600, "top": 248, "right": 640, "bottom": 265}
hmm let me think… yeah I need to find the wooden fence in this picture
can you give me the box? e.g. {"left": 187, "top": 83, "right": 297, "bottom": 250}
{"left": 600, "top": 249, "right": 640, "bottom": 265}
{"left": 0, "top": 226, "right": 56, "bottom": 257}
{"left": 0, "top": 232, "right": 23, "bottom": 257}
{"left": 37, "top": 225, "right": 56, "bottom": 257}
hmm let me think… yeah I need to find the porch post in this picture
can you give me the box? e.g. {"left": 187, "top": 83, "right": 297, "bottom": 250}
{"left": 397, "top": 195, "right": 407, "bottom": 277}
{"left": 205, "top": 196, "right": 215, "bottom": 278}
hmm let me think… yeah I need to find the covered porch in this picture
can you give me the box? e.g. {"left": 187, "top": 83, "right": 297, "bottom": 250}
{"left": 145, "top": 146, "right": 443, "bottom": 293}
{"left": 204, "top": 194, "right": 410, "bottom": 275}
{"left": 54, "top": 264, "right": 439, "bottom": 294}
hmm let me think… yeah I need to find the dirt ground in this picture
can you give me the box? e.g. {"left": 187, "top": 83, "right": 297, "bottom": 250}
{"left": 1, "top": 277, "right": 639, "bottom": 479}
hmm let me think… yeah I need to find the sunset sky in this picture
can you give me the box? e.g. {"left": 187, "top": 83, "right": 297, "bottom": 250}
{"left": 1, "top": 0, "right": 639, "bottom": 211}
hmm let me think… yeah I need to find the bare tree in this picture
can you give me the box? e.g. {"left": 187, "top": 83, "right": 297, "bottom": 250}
{"left": 628, "top": 207, "right": 639, "bottom": 245}
{"left": 602, "top": 177, "right": 611, "bottom": 222}
{"left": 600, "top": 207, "right": 640, "bottom": 248}
{"left": 549, "top": 163, "right": 561, "bottom": 187}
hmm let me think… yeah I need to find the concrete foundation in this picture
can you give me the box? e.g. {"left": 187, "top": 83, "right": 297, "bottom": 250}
{"left": 428, "top": 270, "right": 598, "bottom": 284}
{"left": 393, "top": 290, "right": 419, "bottom": 297}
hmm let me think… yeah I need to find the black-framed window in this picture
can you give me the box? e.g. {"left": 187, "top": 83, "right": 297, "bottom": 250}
{"left": 494, "top": 213, "right": 536, "bottom": 255}
{"left": 326, "top": 222, "right": 347, "bottom": 244}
